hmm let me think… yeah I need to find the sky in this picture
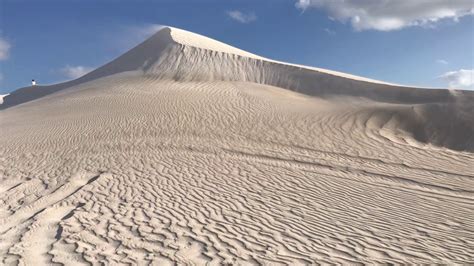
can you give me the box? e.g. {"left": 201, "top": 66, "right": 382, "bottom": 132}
{"left": 0, "top": 0, "right": 473, "bottom": 94}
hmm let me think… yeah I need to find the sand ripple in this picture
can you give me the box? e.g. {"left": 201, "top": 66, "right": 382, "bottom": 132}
{"left": 1, "top": 79, "right": 473, "bottom": 264}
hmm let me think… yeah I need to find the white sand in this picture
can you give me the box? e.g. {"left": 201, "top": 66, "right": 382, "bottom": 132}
{"left": 1, "top": 26, "right": 473, "bottom": 264}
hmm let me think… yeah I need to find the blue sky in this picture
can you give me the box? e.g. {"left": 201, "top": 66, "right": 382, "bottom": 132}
{"left": 0, "top": 0, "right": 473, "bottom": 94}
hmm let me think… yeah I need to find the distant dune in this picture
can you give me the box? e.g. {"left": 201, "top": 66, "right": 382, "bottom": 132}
{"left": 1, "top": 27, "right": 473, "bottom": 264}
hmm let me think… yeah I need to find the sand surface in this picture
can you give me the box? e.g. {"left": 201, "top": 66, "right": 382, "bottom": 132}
{"left": 1, "top": 27, "right": 474, "bottom": 264}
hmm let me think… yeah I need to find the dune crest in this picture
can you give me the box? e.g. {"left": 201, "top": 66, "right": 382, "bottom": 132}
{"left": 1, "top": 26, "right": 473, "bottom": 264}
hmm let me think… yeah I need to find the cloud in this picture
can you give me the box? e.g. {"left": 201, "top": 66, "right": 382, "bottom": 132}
{"left": 227, "top": 10, "right": 257, "bottom": 23}
{"left": 295, "top": 0, "right": 474, "bottom": 31}
{"left": 0, "top": 37, "right": 11, "bottom": 60}
{"left": 61, "top": 65, "right": 94, "bottom": 79}
{"left": 324, "top": 28, "right": 336, "bottom": 35}
{"left": 436, "top": 59, "right": 448, "bottom": 65}
{"left": 439, "top": 69, "right": 474, "bottom": 89}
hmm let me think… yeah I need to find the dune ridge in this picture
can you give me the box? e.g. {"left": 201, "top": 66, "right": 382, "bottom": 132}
{"left": 1, "top": 26, "right": 473, "bottom": 264}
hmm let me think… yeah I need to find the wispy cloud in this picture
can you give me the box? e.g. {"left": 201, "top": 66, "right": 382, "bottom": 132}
{"left": 61, "top": 65, "right": 94, "bottom": 79}
{"left": 439, "top": 69, "right": 474, "bottom": 89}
{"left": 436, "top": 59, "right": 449, "bottom": 65}
{"left": 323, "top": 28, "right": 336, "bottom": 35}
{"left": 295, "top": 0, "right": 474, "bottom": 31}
{"left": 227, "top": 10, "right": 257, "bottom": 23}
{"left": 0, "top": 37, "right": 11, "bottom": 61}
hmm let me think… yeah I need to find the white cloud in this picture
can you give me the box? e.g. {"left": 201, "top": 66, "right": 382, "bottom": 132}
{"left": 227, "top": 10, "right": 257, "bottom": 23}
{"left": 0, "top": 37, "right": 11, "bottom": 60}
{"left": 295, "top": 0, "right": 474, "bottom": 31}
{"left": 324, "top": 28, "right": 336, "bottom": 35}
{"left": 440, "top": 69, "right": 474, "bottom": 89}
{"left": 61, "top": 65, "right": 94, "bottom": 79}
{"left": 436, "top": 59, "right": 448, "bottom": 65}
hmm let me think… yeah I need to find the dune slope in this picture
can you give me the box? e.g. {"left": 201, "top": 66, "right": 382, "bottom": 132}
{"left": 1, "top": 27, "right": 473, "bottom": 264}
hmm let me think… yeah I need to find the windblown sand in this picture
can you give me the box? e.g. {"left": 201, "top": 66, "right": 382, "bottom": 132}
{"left": 1, "top": 27, "right": 473, "bottom": 265}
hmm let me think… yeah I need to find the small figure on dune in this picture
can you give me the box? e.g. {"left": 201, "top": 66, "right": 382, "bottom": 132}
{"left": 31, "top": 79, "right": 37, "bottom": 86}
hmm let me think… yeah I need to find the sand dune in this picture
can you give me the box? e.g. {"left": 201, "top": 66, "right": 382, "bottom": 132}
{"left": 1, "top": 26, "right": 473, "bottom": 264}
